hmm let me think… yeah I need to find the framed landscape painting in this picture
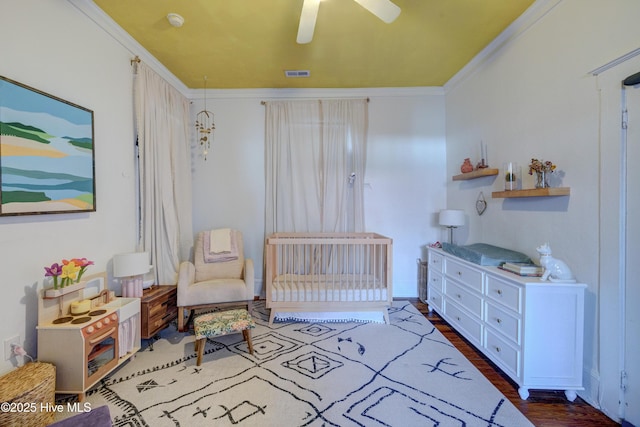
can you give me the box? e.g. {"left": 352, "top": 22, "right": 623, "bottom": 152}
{"left": 0, "top": 76, "right": 95, "bottom": 216}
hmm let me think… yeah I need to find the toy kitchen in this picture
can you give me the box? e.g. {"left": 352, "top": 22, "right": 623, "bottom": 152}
{"left": 37, "top": 272, "right": 140, "bottom": 401}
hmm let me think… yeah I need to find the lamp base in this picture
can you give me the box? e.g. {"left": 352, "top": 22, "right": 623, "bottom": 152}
{"left": 121, "top": 276, "right": 143, "bottom": 298}
{"left": 447, "top": 226, "right": 457, "bottom": 245}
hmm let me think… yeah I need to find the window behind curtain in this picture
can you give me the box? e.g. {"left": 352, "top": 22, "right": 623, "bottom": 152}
{"left": 264, "top": 99, "right": 368, "bottom": 235}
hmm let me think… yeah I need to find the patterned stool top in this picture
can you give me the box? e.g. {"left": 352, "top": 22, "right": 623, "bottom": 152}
{"left": 194, "top": 309, "right": 255, "bottom": 339}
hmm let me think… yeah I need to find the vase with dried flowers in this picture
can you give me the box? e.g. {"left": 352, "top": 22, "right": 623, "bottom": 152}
{"left": 528, "top": 158, "right": 556, "bottom": 188}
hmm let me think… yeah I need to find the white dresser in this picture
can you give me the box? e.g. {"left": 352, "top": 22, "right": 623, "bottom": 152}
{"left": 427, "top": 247, "right": 586, "bottom": 401}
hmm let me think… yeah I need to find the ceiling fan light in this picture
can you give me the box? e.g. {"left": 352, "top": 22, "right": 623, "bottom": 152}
{"left": 353, "top": 0, "right": 400, "bottom": 23}
{"left": 297, "top": 0, "right": 320, "bottom": 44}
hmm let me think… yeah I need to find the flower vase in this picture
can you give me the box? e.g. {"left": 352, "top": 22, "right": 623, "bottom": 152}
{"left": 535, "top": 171, "right": 550, "bottom": 189}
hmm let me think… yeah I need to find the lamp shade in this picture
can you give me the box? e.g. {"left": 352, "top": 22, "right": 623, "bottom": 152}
{"left": 439, "top": 209, "right": 465, "bottom": 227}
{"left": 113, "top": 252, "right": 151, "bottom": 277}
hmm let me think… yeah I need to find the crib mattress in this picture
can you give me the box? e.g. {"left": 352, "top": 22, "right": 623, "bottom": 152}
{"left": 270, "top": 274, "right": 388, "bottom": 302}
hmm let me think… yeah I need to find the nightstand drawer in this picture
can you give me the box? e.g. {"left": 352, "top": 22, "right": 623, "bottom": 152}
{"left": 141, "top": 285, "right": 177, "bottom": 339}
{"left": 444, "top": 258, "right": 483, "bottom": 293}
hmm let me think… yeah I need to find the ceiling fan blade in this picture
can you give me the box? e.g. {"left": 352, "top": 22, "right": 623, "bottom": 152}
{"left": 353, "top": 0, "right": 401, "bottom": 23}
{"left": 297, "top": 0, "right": 320, "bottom": 44}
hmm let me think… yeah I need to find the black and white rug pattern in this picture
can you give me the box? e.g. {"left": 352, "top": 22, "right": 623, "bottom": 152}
{"left": 60, "top": 301, "right": 533, "bottom": 426}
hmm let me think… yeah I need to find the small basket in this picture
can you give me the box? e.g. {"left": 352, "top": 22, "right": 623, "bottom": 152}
{"left": 417, "top": 258, "right": 428, "bottom": 303}
{"left": 0, "top": 362, "right": 56, "bottom": 427}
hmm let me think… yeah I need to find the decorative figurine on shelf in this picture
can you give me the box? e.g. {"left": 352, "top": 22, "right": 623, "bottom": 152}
{"left": 536, "top": 243, "right": 576, "bottom": 282}
{"left": 461, "top": 158, "right": 474, "bottom": 173}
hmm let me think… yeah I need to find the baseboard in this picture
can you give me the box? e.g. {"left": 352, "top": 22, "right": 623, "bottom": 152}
{"left": 578, "top": 367, "right": 601, "bottom": 410}
{"left": 579, "top": 367, "right": 622, "bottom": 423}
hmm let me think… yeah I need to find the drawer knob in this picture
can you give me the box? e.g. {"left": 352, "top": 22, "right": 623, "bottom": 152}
{"left": 496, "top": 318, "right": 502, "bottom": 324}
{"left": 495, "top": 346, "right": 501, "bottom": 353}
{"left": 456, "top": 294, "right": 462, "bottom": 299}
{"left": 496, "top": 289, "right": 503, "bottom": 295}
{"left": 457, "top": 271, "right": 462, "bottom": 276}
{"left": 456, "top": 316, "right": 461, "bottom": 321}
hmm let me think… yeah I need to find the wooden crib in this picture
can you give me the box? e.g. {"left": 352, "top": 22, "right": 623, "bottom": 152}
{"left": 265, "top": 232, "right": 393, "bottom": 325}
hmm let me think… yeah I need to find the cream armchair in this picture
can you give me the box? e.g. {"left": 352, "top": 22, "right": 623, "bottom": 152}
{"left": 177, "top": 229, "right": 254, "bottom": 332}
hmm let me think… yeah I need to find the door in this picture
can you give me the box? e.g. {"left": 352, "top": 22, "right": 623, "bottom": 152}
{"left": 624, "top": 78, "right": 640, "bottom": 426}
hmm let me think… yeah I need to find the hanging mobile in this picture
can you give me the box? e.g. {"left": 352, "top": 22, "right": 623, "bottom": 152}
{"left": 476, "top": 192, "right": 487, "bottom": 215}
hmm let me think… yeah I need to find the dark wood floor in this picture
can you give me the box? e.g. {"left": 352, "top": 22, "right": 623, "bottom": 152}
{"left": 406, "top": 298, "right": 619, "bottom": 427}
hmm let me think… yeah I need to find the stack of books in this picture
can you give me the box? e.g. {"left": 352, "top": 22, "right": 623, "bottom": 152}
{"left": 500, "top": 262, "right": 544, "bottom": 277}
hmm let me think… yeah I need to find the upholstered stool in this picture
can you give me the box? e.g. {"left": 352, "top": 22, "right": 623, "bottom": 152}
{"left": 193, "top": 308, "right": 255, "bottom": 366}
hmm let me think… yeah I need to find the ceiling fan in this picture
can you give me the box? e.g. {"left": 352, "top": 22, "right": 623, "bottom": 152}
{"left": 297, "top": 0, "right": 401, "bottom": 44}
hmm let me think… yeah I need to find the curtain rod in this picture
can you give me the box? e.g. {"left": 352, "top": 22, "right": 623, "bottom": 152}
{"left": 130, "top": 56, "right": 141, "bottom": 75}
{"left": 261, "top": 97, "right": 370, "bottom": 105}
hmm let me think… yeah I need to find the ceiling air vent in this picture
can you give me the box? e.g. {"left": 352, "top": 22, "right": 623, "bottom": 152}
{"left": 284, "top": 70, "right": 310, "bottom": 78}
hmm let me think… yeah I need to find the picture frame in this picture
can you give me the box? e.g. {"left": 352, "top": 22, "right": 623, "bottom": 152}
{"left": 0, "top": 75, "right": 95, "bottom": 216}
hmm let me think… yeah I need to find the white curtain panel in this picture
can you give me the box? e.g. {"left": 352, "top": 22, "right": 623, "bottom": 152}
{"left": 134, "top": 62, "right": 193, "bottom": 285}
{"left": 265, "top": 99, "right": 367, "bottom": 234}
{"left": 321, "top": 99, "right": 368, "bottom": 233}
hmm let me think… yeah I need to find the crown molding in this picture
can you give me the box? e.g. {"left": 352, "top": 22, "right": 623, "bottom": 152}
{"left": 67, "top": 0, "right": 189, "bottom": 96}
{"left": 187, "top": 86, "right": 444, "bottom": 101}
{"left": 443, "top": 0, "right": 562, "bottom": 93}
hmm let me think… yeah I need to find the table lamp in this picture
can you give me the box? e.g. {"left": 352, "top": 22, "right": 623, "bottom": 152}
{"left": 439, "top": 209, "right": 465, "bottom": 244}
{"left": 113, "top": 252, "right": 151, "bottom": 298}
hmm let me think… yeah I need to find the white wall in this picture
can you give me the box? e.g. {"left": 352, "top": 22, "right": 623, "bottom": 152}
{"left": 0, "top": 0, "right": 139, "bottom": 374}
{"left": 189, "top": 89, "right": 447, "bottom": 297}
{"left": 445, "top": 0, "right": 640, "bottom": 420}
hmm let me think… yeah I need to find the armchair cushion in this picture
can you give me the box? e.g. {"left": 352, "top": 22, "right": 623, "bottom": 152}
{"left": 178, "top": 229, "right": 253, "bottom": 312}
{"left": 194, "top": 230, "right": 245, "bottom": 282}
{"left": 179, "top": 278, "right": 249, "bottom": 307}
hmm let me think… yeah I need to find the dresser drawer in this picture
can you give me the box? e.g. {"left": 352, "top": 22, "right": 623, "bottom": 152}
{"left": 444, "top": 300, "right": 482, "bottom": 346}
{"left": 485, "top": 328, "right": 520, "bottom": 379}
{"left": 444, "top": 258, "right": 483, "bottom": 293}
{"left": 485, "top": 302, "right": 521, "bottom": 345}
{"left": 486, "top": 275, "right": 522, "bottom": 313}
{"left": 428, "top": 250, "right": 444, "bottom": 273}
{"left": 445, "top": 280, "right": 482, "bottom": 319}
{"left": 427, "top": 287, "right": 443, "bottom": 312}
{"left": 428, "top": 270, "right": 443, "bottom": 293}
{"left": 141, "top": 285, "right": 177, "bottom": 339}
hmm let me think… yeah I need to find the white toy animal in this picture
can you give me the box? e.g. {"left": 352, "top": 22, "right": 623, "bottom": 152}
{"left": 536, "top": 243, "right": 576, "bottom": 282}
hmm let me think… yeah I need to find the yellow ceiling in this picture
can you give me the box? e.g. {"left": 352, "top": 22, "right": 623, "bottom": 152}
{"left": 93, "top": 0, "right": 536, "bottom": 89}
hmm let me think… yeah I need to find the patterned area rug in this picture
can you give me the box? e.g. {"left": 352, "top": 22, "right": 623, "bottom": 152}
{"left": 57, "top": 301, "right": 534, "bottom": 426}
